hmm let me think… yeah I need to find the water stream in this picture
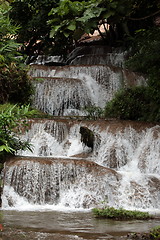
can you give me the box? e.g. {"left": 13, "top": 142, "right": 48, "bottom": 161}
{"left": 1, "top": 210, "right": 160, "bottom": 240}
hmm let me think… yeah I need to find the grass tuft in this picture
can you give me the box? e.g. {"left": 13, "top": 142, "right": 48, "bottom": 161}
{"left": 92, "top": 207, "right": 151, "bottom": 220}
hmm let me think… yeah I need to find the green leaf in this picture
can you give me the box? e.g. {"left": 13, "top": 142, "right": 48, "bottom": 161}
{"left": 0, "top": 54, "right": 4, "bottom": 62}
{"left": 69, "top": 1, "right": 85, "bottom": 15}
{"left": 49, "top": 25, "right": 61, "bottom": 37}
{"left": 0, "top": 145, "right": 14, "bottom": 153}
{"left": 110, "top": 1, "right": 118, "bottom": 8}
{"left": 102, "top": 10, "right": 115, "bottom": 19}
{"left": 67, "top": 21, "right": 76, "bottom": 31}
{"left": 49, "top": 28, "right": 56, "bottom": 38}
{"left": 78, "top": 7, "right": 104, "bottom": 23}
{"left": 73, "top": 28, "right": 84, "bottom": 40}
{"left": 63, "top": 31, "right": 70, "bottom": 38}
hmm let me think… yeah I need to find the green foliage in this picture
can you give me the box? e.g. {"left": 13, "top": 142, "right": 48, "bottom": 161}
{"left": 0, "top": 3, "right": 34, "bottom": 105}
{"left": 104, "top": 86, "right": 151, "bottom": 121}
{"left": 47, "top": 0, "right": 159, "bottom": 53}
{"left": 10, "top": 0, "right": 58, "bottom": 57}
{"left": 0, "top": 2, "right": 21, "bottom": 65}
{"left": 0, "top": 3, "right": 33, "bottom": 105}
{"left": 6, "top": 0, "right": 159, "bottom": 56}
{"left": 48, "top": 0, "right": 106, "bottom": 38}
{"left": 150, "top": 226, "right": 160, "bottom": 239}
{"left": 0, "top": 104, "right": 34, "bottom": 162}
{"left": 92, "top": 206, "right": 150, "bottom": 220}
{"left": 126, "top": 28, "right": 160, "bottom": 75}
{"left": 84, "top": 105, "right": 104, "bottom": 120}
{"left": 0, "top": 3, "right": 35, "bottom": 164}
{"left": 125, "top": 27, "right": 160, "bottom": 122}
{"left": 0, "top": 63, "right": 34, "bottom": 105}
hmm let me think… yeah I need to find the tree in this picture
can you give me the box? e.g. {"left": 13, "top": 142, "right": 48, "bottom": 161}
{"left": 9, "top": 0, "right": 59, "bottom": 61}
{"left": 0, "top": 1, "right": 20, "bottom": 65}
{"left": 0, "top": 2, "right": 34, "bottom": 105}
{"left": 48, "top": 0, "right": 160, "bottom": 51}
{"left": 125, "top": 27, "right": 160, "bottom": 122}
{"left": 8, "top": 0, "right": 160, "bottom": 57}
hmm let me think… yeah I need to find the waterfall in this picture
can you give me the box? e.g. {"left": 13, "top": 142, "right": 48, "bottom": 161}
{"left": 30, "top": 64, "right": 146, "bottom": 115}
{"left": 1, "top": 48, "right": 159, "bottom": 213}
{"left": 33, "top": 77, "right": 92, "bottom": 116}
{"left": 69, "top": 53, "right": 126, "bottom": 67}
{"left": 66, "top": 45, "right": 126, "bottom": 67}
{"left": 2, "top": 157, "right": 119, "bottom": 210}
{"left": 2, "top": 119, "right": 160, "bottom": 211}
{"left": 18, "top": 120, "right": 91, "bottom": 157}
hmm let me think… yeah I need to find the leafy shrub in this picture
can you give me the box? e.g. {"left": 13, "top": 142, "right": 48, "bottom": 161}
{"left": 104, "top": 86, "right": 150, "bottom": 121}
{"left": 0, "top": 2, "right": 21, "bottom": 65}
{"left": 0, "top": 3, "right": 34, "bottom": 105}
{"left": 92, "top": 206, "right": 150, "bottom": 220}
{"left": 84, "top": 105, "right": 104, "bottom": 120}
{"left": 0, "top": 64, "right": 34, "bottom": 105}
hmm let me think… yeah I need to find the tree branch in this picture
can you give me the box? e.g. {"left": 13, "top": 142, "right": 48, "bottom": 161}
{"left": 128, "top": 9, "right": 160, "bottom": 21}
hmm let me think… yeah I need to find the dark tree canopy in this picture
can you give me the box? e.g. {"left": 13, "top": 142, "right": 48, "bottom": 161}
{"left": 9, "top": 0, "right": 160, "bottom": 57}
{"left": 48, "top": 0, "right": 160, "bottom": 51}
{"left": 10, "top": 0, "right": 59, "bottom": 59}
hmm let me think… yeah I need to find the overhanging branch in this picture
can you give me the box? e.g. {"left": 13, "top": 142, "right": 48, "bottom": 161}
{"left": 128, "top": 9, "right": 160, "bottom": 21}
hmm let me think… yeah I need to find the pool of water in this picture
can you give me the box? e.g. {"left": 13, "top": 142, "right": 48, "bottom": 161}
{"left": 1, "top": 210, "right": 160, "bottom": 240}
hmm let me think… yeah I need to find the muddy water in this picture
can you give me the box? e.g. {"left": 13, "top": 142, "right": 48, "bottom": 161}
{"left": 1, "top": 210, "right": 160, "bottom": 240}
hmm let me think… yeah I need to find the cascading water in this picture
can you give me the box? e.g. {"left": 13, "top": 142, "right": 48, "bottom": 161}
{"left": 30, "top": 64, "right": 146, "bottom": 115}
{"left": 33, "top": 77, "right": 93, "bottom": 116}
{"left": 2, "top": 157, "right": 119, "bottom": 210}
{"left": 66, "top": 45, "right": 126, "bottom": 67}
{"left": 2, "top": 119, "right": 160, "bottom": 212}
{"left": 19, "top": 120, "right": 91, "bottom": 157}
{"left": 1, "top": 46, "right": 159, "bottom": 214}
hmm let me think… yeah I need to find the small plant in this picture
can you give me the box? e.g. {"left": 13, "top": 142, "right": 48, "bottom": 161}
{"left": 92, "top": 206, "right": 151, "bottom": 220}
{"left": 84, "top": 105, "right": 104, "bottom": 120}
{"left": 150, "top": 226, "right": 160, "bottom": 239}
{"left": 0, "top": 104, "right": 34, "bottom": 163}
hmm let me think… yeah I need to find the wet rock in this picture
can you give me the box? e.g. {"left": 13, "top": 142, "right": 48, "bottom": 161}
{"left": 109, "top": 147, "right": 118, "bottom": 168}
{"left": 80, "top": 126, "right": 94, "bottom": 149}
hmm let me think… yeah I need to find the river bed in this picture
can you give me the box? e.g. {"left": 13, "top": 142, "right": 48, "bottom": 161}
{"left": 1, "top": 210, "right": 160, "bottom": 240}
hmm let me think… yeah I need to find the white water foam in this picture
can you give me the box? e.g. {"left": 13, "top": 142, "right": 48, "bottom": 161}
{"left": 2, "top": 158, "right": 118, "bottom": 211}
{"left": 3, "top": 120, "right": 160, "bottom": 212}
{"left": 19, "top": 121, "right": 91, "bottom": 157}
{"left": 33, "top": 78, "right": 92, "bottom": 116}
{"left": 2, "top": 186, "right": 88, "bottom": 212}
